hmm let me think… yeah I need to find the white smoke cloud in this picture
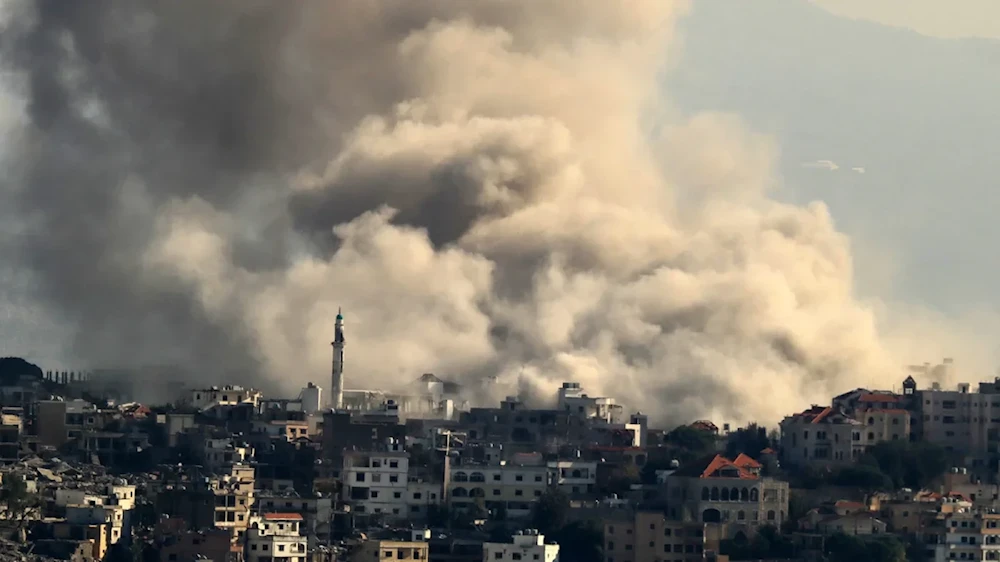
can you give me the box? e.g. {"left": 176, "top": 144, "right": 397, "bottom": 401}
{"left": 1, "top": 0, "right": 985, "bottom": 424}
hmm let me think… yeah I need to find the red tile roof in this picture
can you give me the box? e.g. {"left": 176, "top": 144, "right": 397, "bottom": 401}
{"left": 263, "top": 513, "right": 303, "bottom": 521}
{"left": 810, "top": 407, "right": 834, "bottom": 424}
{"left": 697, "top": 454, "right": 759, "bottom": 479}
{"left": 733, "top": 453, "right": 762, "bottom": 469}
{"left": 865, "top": 408, "right": 909, "bottom": 415}
{"left": 760, "top": 447, "right": 776, "bottom": 455}
{"left": 691, "top": 420, "right": 719, "bottom": 433}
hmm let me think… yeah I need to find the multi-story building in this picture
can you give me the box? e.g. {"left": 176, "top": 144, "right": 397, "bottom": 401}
{"left": 664, "top": 454, "right": 789, "bottom": 532}
{"left": 341, "top": 440, "right": 410, "bottom": 519}
{"left": 448, "top": 459, "right": 549, "bottom": 519}
{"left": 484, "top": 529, "right": 559, "bottom": 562}
{"left": 923, "top": 509, "right": 1000, "bottom": 562}
{"left": 779, "top": 406, "right": 868, "bottom": 468}
{"left": 404, "top": 479, "right": 442, "bottom": 521}
{"left": 557, "top": 382, "right": 623, "bottom": 423}
{"left": 255, "top": 492, "right": 334, "bottom": 547}
{"left": 246, "top": 513, "right": 308, "bottom": 562}
{"left": 604, "top": 512, "right": 725, "bottom": 562}
{"left": 349, "top": 529, "right": 431, "bottom": 561}
{"left": 211, "top": 464, "right": 256, "bottom": 541}
{"left": 189, "top": 385, "right": 263, "bottom": 411}
{"left": 547, "top": 460, "right": 598, "bottom": 496}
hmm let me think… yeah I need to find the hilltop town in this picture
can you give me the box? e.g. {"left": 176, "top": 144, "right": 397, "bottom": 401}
{"left": 0, "top": 318, "right": 991, "bottom": 562}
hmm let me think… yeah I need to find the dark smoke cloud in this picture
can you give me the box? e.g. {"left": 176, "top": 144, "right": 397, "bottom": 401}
{"left": 0, "top": 0, "right": 939, "bottom": 424}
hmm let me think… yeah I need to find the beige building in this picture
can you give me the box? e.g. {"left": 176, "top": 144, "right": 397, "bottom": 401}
{"left": 780, "top": 406, "right": 868, "bottom": 468}
{"left": 924, "top": 510, "right": 1000, "bottom": 562}
{"left": 247, "top": 513, "right": 308, "bottom": 562}
{"left": 604, "top": 511, "right": 725, "bottom": 562}
{"left": 664, "top": 454, "right": 789, "bottom": 532}
{"left": 485, "top": 529, "right": 559, "bottom": 562}
{"left": 349, "top": 530, "right": 430, "bottom": 561}
{"left": 212, "top": 464, "right": 256, "bottom": 541}
{"left": 448, "top": 460, "right": 548, "bottom": 519}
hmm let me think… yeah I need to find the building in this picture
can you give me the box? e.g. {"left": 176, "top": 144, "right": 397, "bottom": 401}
{"left": 300, "top": 383, "right": 323, "bottom": 414}
{"left": 246, "top": 513, "right": 308, "bottom": 562}
{"left": 189, "top": 385, "right": 263, "bottom": 411}
{"left": 211, "top": 464, "right": 256, "bottom": 541}
{"left": 557, "top": 382, "right": 623, "bottom": 423}
{"left": 341, "top": 440, "right": 410, "bottom": 519}
{"left": 449, "top": 459, "right": 549, "bottom": 519}
{"left": 664, "top": 454, "right": 789, "bottom": 532}
{"left": 331, "top": 308, "right": 346, "bottom": 410}
{"left": 604, "top": 511, "right": 725, "bottom": 562}
{"left": 349, "top": 529, "right": 430, "bottom": 561}
{"left": 547, "top": 460, "right": 598, "bottom": 496}
{"left": 483, "top": 529, "right": 559, "bottom": 562}
{"left": 256, "top": 492, "right": 334, "bottom": 547}
{"left": 924, "top": 509, "right": 1000, "bottom": 562}
{"left": 779, "top": 406, "right": 867, "bottom": 468}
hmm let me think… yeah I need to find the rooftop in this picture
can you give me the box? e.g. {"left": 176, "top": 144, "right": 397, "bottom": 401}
{"left": 263, "top": 513, "right": 303, "bottom": 521}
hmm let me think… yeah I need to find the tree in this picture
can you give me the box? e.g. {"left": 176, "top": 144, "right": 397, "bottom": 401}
{"left": 866, "top": 441, "right": 949, "bottom": 490}
{"left": 830, "top": 465, "right": 894, "bottom": 491}
{"left": 532, "top": 488, "right": 570, "bottom": 535}
{"left": 550, "top": 520, "right": 603, "bottom": 562}
{"left": 725, "top": 423, "right": 771, "bottom": 459}
{"left": 0, "top": 473, "right": 39, "bottom": 540}
{"left": 665, "top": 425, "right": 716, "bottom": 454}
{"left": 825, "top": 533, "right": 906, "bottom": 562}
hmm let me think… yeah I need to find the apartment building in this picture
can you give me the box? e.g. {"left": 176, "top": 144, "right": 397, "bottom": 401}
{"left": 212, "top": 464, "right": 256, "bottom": 541}
{"left": 924, "top": 510, "right": 1000, "bottom": 562}
{"left": 349, "top": 529, "right": 431, "bottom": 561}
{"left": 246, "top": 513, "right": 308, "bottom": 562}
{"left": 341, "top": 440, "right": 410, "bottom": 519}
{"left": 779, "top": 406, "right": 868, "bottom": 468}
{"left": 256, "top": 492, "right": 334, "bottom": 547}
{"left": 190, "top": 385, "right": 263, "bottom": 411}
{"left": 448, "top": 460, "right": 548, "bottom": 519}
{"left": 603, "top": 511, "right": 724, "bottom": 562}
{"left": 547, "top": 460, "right": 598, "bottom": 496}
{"left": 484, "top": 529, "right": 559, "bottom": 562}
{"left": 664, "top": 454, "right": 789, "bottom": 532}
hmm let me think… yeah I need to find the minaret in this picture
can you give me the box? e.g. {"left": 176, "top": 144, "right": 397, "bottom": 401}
{"left": 331, "top": 307, "right": 346, "bottom": 410}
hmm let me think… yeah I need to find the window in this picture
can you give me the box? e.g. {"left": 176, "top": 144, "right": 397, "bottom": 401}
{"left": 394, "top": 492, "right": 402, "bottom": 499}
{"left": 494, "top": 554, "right": 503, "bottom": 560}
{"left": 413, "top": 493, "right": 422, "bottom": 500}
{"left": 371, "top": 491, "right": 379, "bottom": 498}
{"left": 372, "top": 460, "right": 381, "bottom": 468}
{"left": 389, "top": 475, "right": 399, "bottom": 483}
{"left": 512, "top": 554, "right": 522, "bottom": 560}
{"left": 516, "top": 475, "right": 524, "bottom": 482}
{"left": 515, "top": 489, "right": 524, "bottom": 496}
{"left": 356, "top": 473, "right": 366, "bottom": 483}
{"left": 389, "top": 460, "right": 399, "bottom": 468}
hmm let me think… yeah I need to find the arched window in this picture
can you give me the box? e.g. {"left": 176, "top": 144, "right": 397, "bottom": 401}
{"left": 702, "top": 487, "right": 710, "bottom": 501}
{"left": 711, "top": 487, "right": 720, "bottom": 501}
{"left": 749, "top": 488, "right": 759, "bottom": 501}
{"left": 470, "top": 488, "right": 485, "bottom": 498}
{"left": 469, "top": 472, "right": 485, "bottom": 483}
{"left": 452, "top": 487, "right": 468, "bottom": 497}
{"left": 868, "top": 417, "right": 875, "bottom": 425}
{"left": 740, "top": 488, "right": 749, "bottom": 501}
{"left": 731, "top": 488, "right": 739, "bottom": 502}
{"left": 453, "top": 472, "right": 468, "bottom": 482}
{"left": 867, "top": 432, "right": 875, "bottom": 441}
{"left": 767, "top": 510, "right": 776, "bottom": 521}
{"left": 721, "top": 488, "right": 730, "bottom": 501}
{"left": 737, "top": 510, "right": 745, "bottom": 521}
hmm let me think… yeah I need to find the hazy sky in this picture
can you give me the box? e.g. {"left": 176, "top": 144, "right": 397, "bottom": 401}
{"left": 814, "top": 0, "right": 1000, "bottom": 39}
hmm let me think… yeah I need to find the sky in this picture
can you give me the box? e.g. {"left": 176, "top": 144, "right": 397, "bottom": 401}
{"left": 813, "top": 0, "right": 1000, "bottom": 40}
{"left": 1, "top": 0, "right": 998, "bottom": 389}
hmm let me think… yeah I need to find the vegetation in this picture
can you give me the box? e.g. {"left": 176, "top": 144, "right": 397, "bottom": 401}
{"left": 825, "top": 533, "right": 907, "bottom": 562}
{"left": 664, "top": 425, "right": 717, "bottom": 455}
{"left": 720, "top": 525, "right": 795, "bottom": 560}
{"left": 530, "top": 489, "right": 602, "bottom": 562}
{"left": 0, "top": 473, "right": 39, "bottom": 540}
{"left": 725, "top": 423, "right": 771, "bottom": 459}
{"left": 790, "top": 440, "right": 950, "bottom": 492}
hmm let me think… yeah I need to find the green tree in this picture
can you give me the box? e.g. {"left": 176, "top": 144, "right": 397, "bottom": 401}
{"left": 866, "top": 440, "right": 949, "bottom": 490}
{"left": 0, "top": 473, "right": 39, "bottom": 540}
{"left": 725, "top": 423, "right": 771, "bottom": 458}
{"left": 826, "top": 533, "right": 906, "bottom": 562}
{"left": 830, "top": 465, "right": 894, "bottom": 491}
{"left": 532, "top": 488, "right": 570, "bottom": 535}
{"left": 550, "top": 520, "right": 603, "bottom": 562}
{"left": 665, "top": 425, "right": 716, "bottom": 454}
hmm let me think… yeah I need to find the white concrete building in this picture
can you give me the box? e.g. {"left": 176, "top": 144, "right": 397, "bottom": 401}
{"left": 299, "top": 383, "right": 322, "bottom": 414}
{"left": 342, "top": 440, "right": 410, "bottom": 519}
{"left": 557, "top": 382, "right": 622, "bottom": 423}
{"left": 547, "top": 460, "right": 597, "bottom": 496}
{"left": 449, "top": 461, "right": 548, "bottom": 519}
{"left": 189, "top": 385, "right": 262, "bottom": 411}
{"left": 780, "top": 406, "right": 868, "bottom": 468}
{"left": 483, "top": 530, "right": 560, "bottom": 562}
{"left": 246, "top": 513, "right": 308, "bottom": 562}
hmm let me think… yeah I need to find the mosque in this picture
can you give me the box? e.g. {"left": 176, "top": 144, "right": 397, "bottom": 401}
{"left": 329, "top": 309, "right": 468, "bottom": 420}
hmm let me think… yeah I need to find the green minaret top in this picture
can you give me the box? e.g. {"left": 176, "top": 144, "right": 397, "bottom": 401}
{"left": 336, "top": 306, "right": 343, "bottom": 321}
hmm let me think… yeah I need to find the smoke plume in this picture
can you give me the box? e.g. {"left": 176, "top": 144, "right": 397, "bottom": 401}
{"left": 0, "top": 0, "right": 914, "bottom": 423}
